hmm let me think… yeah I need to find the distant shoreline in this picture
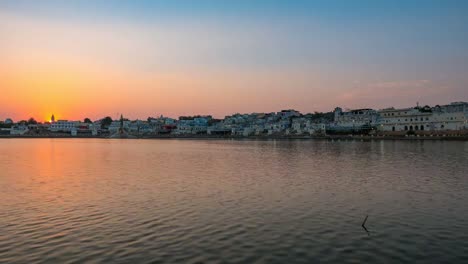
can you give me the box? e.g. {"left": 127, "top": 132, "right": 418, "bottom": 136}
{"left": 1, "top": 134, "right": 468, "bottom": 141}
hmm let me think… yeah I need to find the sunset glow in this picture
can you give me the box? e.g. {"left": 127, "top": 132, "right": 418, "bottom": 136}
{"left": 1, "top": 0, "right": 467, "bottom": 121}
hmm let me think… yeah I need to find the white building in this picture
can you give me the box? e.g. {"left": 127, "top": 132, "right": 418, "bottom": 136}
{"left": 173, "top": 117, "right": 211, "bottom": 135}
{"left": 126, "top": 120, "right": 152, "bottom": 134}
{"left": 108, "top": 120, "right": 131, "bottom": 133}
{"left": 49, "top": 120, "right": 80, "bottom": 132}
{"left": 331, "top": 107, "right": 378, "bottom": 132}
{"left": 291, "top": 118, "right": 326, "bottom": 135}
{"left": 174, "top": 120, "right": 208, "bottom": 135}
{"left": 306, "top": 122, "right": 327, "bottom": 135}
{"left": 10, "top": 125, "right": 28, "bottom": 135}
{"left": 378, "top": 102, "right": 468, "bottom": 132}
{"left": 291, "top": 118, "right": 307, "bottom": 134}
{"left": 4, "top": 118, "right": 13, "bottom": 125}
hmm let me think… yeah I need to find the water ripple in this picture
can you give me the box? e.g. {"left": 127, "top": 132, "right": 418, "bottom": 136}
{"left": 1, "top": 139, "right": 468, "bottom": 263}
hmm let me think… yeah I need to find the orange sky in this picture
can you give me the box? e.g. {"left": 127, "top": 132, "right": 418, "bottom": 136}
{"left": 0, "top": 11, "right": 343, "bottom": 121}
{"left": 1, "top": 58, "right": 342, "bottom": 122}
{"left": 1, "top": 2, "right": 467, "bottom": 122}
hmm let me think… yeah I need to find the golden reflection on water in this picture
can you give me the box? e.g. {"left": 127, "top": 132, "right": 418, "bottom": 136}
{"left": 1, "top": 139, "right": 468, "bottom": 263}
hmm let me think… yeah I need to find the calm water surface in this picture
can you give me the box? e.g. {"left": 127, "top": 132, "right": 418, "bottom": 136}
{"left": 1, "top": 139, "right": 468, "bottom": 263}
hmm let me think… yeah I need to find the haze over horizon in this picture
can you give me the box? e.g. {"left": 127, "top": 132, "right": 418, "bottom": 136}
{"left": 1, "top": 0, "right": 468, "bottom": 122}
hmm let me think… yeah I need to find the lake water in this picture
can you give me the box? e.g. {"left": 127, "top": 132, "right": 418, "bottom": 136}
{"left": 1, "top": 139, "right": 468, "bottom": 263}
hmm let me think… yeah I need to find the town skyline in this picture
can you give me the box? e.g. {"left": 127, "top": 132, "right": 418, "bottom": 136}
{"left": 2, "top": 101, "right": 466, "bottom": 139}
{"left": 2, "top": 99, "right": 467, "bottom": 124}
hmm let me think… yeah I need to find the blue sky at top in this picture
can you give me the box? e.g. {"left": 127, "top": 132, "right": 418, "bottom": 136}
{"left": 1, "top": 0, "right": 467, "bottom": 118}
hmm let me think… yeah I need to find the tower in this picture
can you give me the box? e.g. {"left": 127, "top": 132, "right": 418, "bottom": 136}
{"left": 334, "top": 107, "right": 342, "bottom": 122}
{"left": 51, "top": 114, "right": 55, "bottom": 123}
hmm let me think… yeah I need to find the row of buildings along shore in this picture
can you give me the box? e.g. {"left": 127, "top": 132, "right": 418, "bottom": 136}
{"left": 1, "top": 102, "right": 468, "bottom": 137}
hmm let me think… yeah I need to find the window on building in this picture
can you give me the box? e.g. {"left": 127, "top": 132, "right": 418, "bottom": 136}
{"left": 441, "top": 125, "right": 445, "bottom": 129}
{"left": 410, "top": 126, "right": 413, "bottom": 131}
{"left": 392, "top": 126, "right": 395, "bottom": 131}
{"left": 404, "top": 126, "right": 408, "bottom": 131}
{"left": 415, "top": 126, "right": 418, "bottom": 131}
{"left": 420, "top": 125, "right": 424, "bottom": 130}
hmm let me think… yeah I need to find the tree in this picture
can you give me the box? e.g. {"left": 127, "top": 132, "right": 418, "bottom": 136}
{"left": 27, "top": 118, "right": 37, "bottom": 125}
{"left": 101, "top": 116, "right": 113, "bottom": 129}
{"left": 84, "top": 118, "right": 92, "bottom": 124}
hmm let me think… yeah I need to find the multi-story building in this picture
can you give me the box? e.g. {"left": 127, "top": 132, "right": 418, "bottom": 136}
{"left": 378, "top": 107, "right": 431, "bottom": 132}
{"left": 292, "top": 118, "right": 327, "bottom": 135}
{"left": 126, "top": 120, "right": 153, "bottom": 134}
{"left": 378, "top": 102, "right": 468, "bottom": 132}
{"left": 10, "top": 125, "right": 29, "bottom": 135}
{"left": 291, "top": 118, "right": 307, "bottom": 134}
{"left": 108, "top": 120, "right": 131, "bottom": 133}
{"left": 330, "top": 107, "right": 378, "bottom": 133}
{"left": 49, "top": 120, "right": 80, "bottom": 132}
{"left": 174, "top": 117, "right": 210, "bottom": 135}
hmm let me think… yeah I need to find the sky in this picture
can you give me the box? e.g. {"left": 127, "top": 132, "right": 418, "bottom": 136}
{"left": 1, "top": 0, "right": 468, "bottom": 121}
